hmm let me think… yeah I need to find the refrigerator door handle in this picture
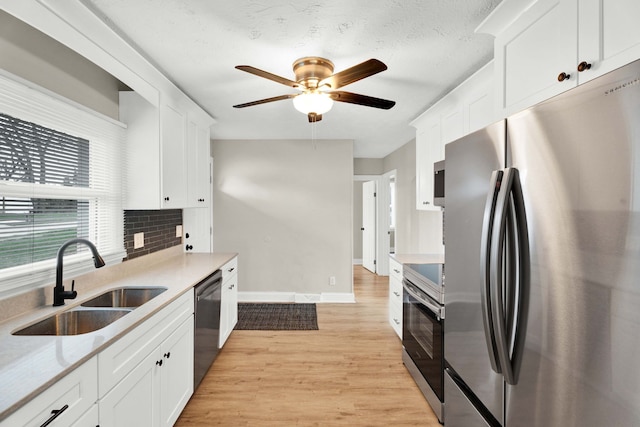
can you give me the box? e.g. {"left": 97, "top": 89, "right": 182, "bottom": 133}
{"left": 480, "top": 169, "right": 503, "bottom": 374}
{"left": 490, "top": 167, "right": 530, "bottom": 385}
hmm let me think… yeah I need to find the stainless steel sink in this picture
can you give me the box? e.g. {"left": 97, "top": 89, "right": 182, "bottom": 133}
{"left": 81, "top": 287, "right": 167, "bottom": 308}
{"left": 13, "top": 308, "right": 132, "bottom": 336}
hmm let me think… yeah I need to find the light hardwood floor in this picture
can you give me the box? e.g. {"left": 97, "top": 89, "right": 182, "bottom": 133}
{"left": 176, "top": 266, "right": 440, "bottom": 426}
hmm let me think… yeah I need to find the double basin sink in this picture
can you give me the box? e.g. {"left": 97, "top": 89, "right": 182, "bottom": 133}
{"left": 13, "top": 287, "right": 167, "bottom": 336}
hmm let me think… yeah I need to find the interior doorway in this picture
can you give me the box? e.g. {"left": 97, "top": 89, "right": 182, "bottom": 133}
{"left": 362, "top": 180, "right": 377, "bottom": 273}
{"left": 353, "top": 170, "right": 396, "bottom": 276}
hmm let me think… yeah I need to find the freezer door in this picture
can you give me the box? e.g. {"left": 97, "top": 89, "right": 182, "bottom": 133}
{"left": 444, "top": 120, "right": 506, "bottom": 425}
{"left": 444, "top": 368, "right": 499, "bottom": 427}
{"left": 505, "top": 59, "right": 640, "bottom": 426}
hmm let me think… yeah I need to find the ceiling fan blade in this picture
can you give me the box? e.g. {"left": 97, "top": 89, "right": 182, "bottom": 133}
{"left": 308, "top": 113, "right": 322, "bottom": 123}
{"left": 329, "top": 91, "right": 396, "bottom": 110}
{"left": 233, "top": 94, "right": 297, "bottom": 108}
{"left": 319, "top": 59, "right": 387, "bottom": 90}
{"left": 235, "top": 65, "right": 300, "bottom": 88}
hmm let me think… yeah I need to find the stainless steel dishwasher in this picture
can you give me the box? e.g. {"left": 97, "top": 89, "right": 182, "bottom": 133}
{"left": 193, "top": 269, "right": 222, "bottom": 389}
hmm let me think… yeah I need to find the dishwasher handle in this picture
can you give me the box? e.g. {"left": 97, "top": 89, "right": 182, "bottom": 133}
{"left": 195, "top": 269, "right": 222, "bottom": 301}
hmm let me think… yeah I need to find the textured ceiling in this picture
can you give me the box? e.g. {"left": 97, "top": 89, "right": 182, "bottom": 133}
{"left": 82, "top": 0, "right": 502, "bottom": 158}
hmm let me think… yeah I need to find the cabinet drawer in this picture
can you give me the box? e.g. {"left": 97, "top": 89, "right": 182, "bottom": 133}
{"left": 388, "top": 280, "right": 403, "bottom": 306}
{"left": 221, "top": 256, "right": 238, "bottom": 282}
{"left": 389, "top": 258, "right": 403, "bottom": 282}
{"left": 388, "top": 300, "right": 402, "bottom": 339}
{"left": 98, "top": 290, "right": 194, "bottom": 397}
{"left": 1, "top": 357, "right": 97, "bottom": 427}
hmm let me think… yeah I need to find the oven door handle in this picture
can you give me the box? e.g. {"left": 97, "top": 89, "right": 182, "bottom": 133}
{"left": 403, "top": 280, "right": 443, "bottom": 320}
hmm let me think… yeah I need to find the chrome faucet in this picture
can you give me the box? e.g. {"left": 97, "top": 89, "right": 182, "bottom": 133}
{"left": 53, "top": 238, "right": 106, "bottom": 306}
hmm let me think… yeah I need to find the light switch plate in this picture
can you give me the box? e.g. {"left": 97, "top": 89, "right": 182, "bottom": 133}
{"left": 176, "top": 225, "right": 182, "bottom": 238}
{"left": 134, "top": 232, "right": 144, "bottom": 249}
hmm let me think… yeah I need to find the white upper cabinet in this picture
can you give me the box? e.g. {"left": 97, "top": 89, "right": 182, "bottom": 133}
{"left": 578, "top": 0, "right": 640, "bottom": 83}
{"left": 120, "top": 92, "right": 212, "bottom": 210}
{"left": 487, "top": 0, "right": 640, "bottom": 116}
{"left": 119, "top": 92, "right": 186, "bottom": 209}
{"left": 161, "top": 103, "right": 188, "bottom": 208}
{"left": 415, "top": 119, "right": 443, "bottom": 211}
{"left": 186, "top": 120, "right": 211, "bottom": 208}
{"left": 412, "top": 62, "right": 494, "bottom": 210}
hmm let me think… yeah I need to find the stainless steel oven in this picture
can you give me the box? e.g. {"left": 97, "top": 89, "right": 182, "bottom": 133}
{"left": 402, "top": 263, "right": 445, "bottom": 423}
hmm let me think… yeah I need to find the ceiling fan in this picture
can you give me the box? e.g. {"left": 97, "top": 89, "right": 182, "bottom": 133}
{"left": 233, "top": 57, "right": 396, "bottom": 123}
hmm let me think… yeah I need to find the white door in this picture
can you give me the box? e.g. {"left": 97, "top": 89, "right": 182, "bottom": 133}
{"left": 362, "top": 180, "right": 376, "bottom": 273}
{"left": 182, "top": 157, "right": 213, "bottom": 253}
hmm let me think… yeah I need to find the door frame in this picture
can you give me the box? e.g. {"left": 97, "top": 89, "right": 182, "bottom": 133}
{"left": 354, "top": 173, "right": 393, "bottom": 276}
{"left": 362, "top": 180, "right": 377, "bottom": 273}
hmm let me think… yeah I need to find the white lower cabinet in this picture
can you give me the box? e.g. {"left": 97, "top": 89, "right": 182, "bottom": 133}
{"left": 0, "top": 356, "right": 97, "bottom": 427}
{"left": 219, "top": 256, "right": 238, "bottom": 348}
{"left": 70, "top": 403, "right": 99, "bottom": 426}
{"left": 388, "top": 257, "right": 403, "bottom": 339}
{"left": 160, "top": 317, "right": 194, "bottom": 426}
{"left": 100, "top": 349, "right": 160, "bottom": 426}
{"left": 98, "top": 290, "right": 194, "bottom": 427}
{"left": 3, "top": 286, "right": 200, "bottom": 427}
{"left": 100, "top": 316, "right": 194, "bottom": 427}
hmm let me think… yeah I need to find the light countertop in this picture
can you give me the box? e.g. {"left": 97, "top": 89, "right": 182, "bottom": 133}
{"left": 0, "top": 247, "right": 237, "bottom": 421}
{"left": 390, "top": 253, "right": 444, "bottom": 265}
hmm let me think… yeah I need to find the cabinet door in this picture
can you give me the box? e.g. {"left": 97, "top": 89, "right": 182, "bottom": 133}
{"left": 0, "top": 357, "right": 97, "bottom": 427}
{"left": 219, "top": 272, "right": 238, "bottom": 347}
{"left": 100, "top": 349, "right": 160, "bottom": 427}
{"left": 194, "top": 125, "right": 211, "bottom": 207}
{"left": 69, "top": 403, "right": 98, "bottom": 427}
{"left": 183, "top": 206, "right": 212, "bottom": 253}
{"left": 441, "top": 107, "right": 464, "bottom": 145}
{"left": 161, "top": 103, "right": 187, "bottom": 208}
{"left": 186, "top": 122, "right": 211, "bottom": 208}
{"left": 578, "top": 0, "right": 640, "bottom": 83}
{"left": 160, "top": 316, "right": 194, "bottom": 427}
{"left": 388, "top": 258, "right": 403, "bottom": 339}
{"left": 416, "top": 120, "right": 442, "bottom": 211}
{"left": 495, "top": 0, "right": 578, "bottom": 115}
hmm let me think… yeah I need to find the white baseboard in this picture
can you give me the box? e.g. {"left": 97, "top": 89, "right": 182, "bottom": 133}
{"left": 238, "top": 291, "right": 355, "bottom": 303}
{"left": 238, "top": 292, "right": 295, "bottom": 302}
{"left": 353, "top": 259, "right": 363, "bottom": 265}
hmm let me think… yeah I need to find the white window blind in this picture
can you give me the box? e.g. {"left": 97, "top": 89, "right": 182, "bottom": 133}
{"left": 0, "top": 72, "right": 126, "bottom": 298}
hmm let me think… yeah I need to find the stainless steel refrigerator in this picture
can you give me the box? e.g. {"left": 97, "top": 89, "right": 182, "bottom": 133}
{"left": 444, "top": 59, "right": 640, "bottom": 426}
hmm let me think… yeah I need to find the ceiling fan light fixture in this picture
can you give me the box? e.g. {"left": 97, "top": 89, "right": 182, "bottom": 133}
{"left": 293, "top": 92, "right": 334, "bottom": 115}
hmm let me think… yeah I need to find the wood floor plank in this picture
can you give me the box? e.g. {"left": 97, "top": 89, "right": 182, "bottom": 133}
{"left": 176, "top": 266, "right": 440, "bottom": 426}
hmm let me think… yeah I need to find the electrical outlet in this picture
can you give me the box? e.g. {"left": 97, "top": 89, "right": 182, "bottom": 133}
{"left": 176, "top": 225, "right": 183, "bottom": 238}
{"left": 329, "top": 276, "right": 336, "bottom": 286}
{"left": 134, "top": 232, "right": 144, "bottom": 249}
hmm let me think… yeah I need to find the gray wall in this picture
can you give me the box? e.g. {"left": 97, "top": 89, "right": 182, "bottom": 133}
{"left": 0, "top": 10, "right": 122, "bottom": 119}
{"left": 383, "top": 138, "right": 443, "bottom": 254}
{"left": 352, "top": 138, "right": 444, "bottom": 261}
{"left": 211, "top": 139, "right": 354, "bottom": 296}
{"left": 353, "top": 158, "right": 384, "bottom": 261}
{"left": 352, "top": 181, "right": 363, "bottom": 261}
{"left": 354, "top": 158, "right": 384, "bottom": 175}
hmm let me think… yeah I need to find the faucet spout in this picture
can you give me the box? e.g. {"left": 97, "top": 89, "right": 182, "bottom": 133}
{"left": 53, "top": 238, "right": 105, "bottom": 307}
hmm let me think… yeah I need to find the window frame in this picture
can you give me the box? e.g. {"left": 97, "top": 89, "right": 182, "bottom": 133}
{"left": 0, "top": 71, "right": 126, "bottom": 298}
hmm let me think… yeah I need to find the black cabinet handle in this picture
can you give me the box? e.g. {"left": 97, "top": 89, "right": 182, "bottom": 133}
{"left": 156, "top": 360, "right": 163, "bottom": 366}
{"left": 577, "top": 61, "right": 592, "bottom": 72}
{"left": 185, "top": 244, "right": 193, "bottom": 251}
{"left": 557, "top": 72, "right": 570, "bottom": 82}
{"left": 40, "top": 404, "right": 69, "bottom": 427}
{"left": 164, "top": 196, "right": 170, "bottom": 201}
{"left": 227, "top": 267, "right": 235, "bottom": 273}
{"left": 164, "top": 352, "right": 171, "bottom": 359}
